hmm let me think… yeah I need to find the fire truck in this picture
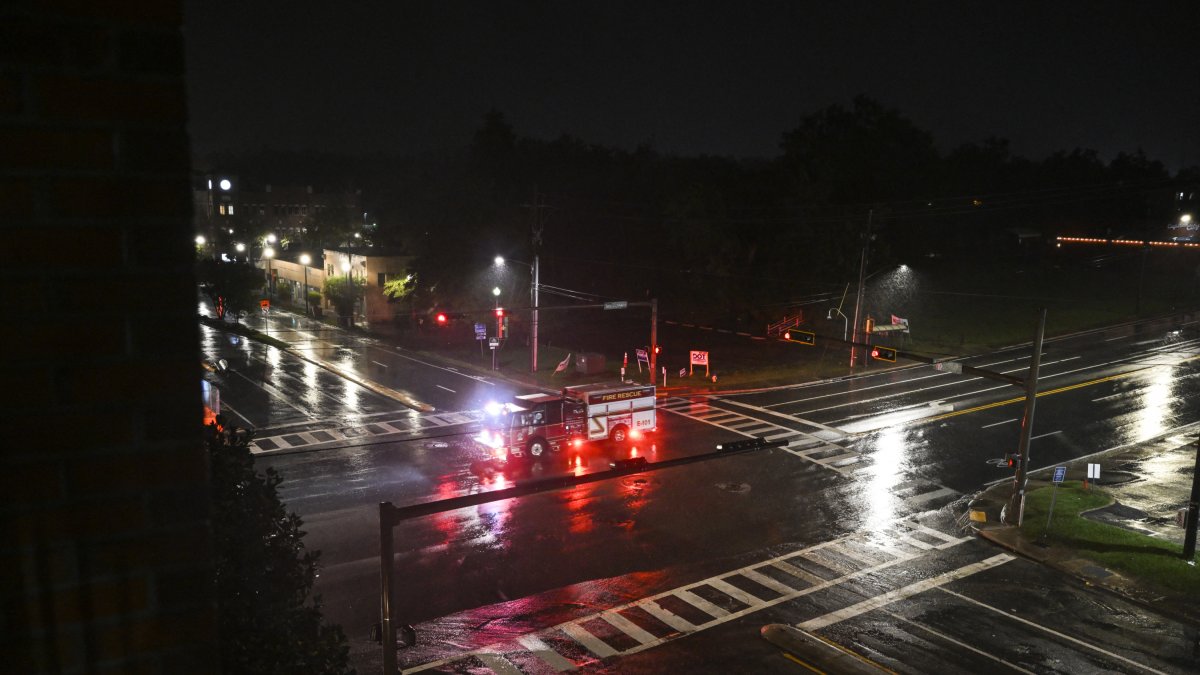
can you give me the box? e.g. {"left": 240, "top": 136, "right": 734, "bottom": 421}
{"left": 476, "top": 383, "right": 657, "bottom": 460}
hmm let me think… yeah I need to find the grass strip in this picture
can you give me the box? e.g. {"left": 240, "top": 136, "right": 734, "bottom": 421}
{"left": 1020, "top": 481, "right": 1199, "bottom": 595}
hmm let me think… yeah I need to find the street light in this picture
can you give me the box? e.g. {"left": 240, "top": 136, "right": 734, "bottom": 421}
{"left": 827, "top": 307, "right": 848, "bottom": 342}
{"left": 263, "top": 247, "right": 275, "bottom": 299}
{"left": 494, "top": 254, "right": 540, "bottom": 373}
{"left": 299, "top": 253, "right": 311, "bottom": 315}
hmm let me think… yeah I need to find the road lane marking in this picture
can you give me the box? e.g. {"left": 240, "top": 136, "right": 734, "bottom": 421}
{"left": 600, "top": 610, "right": 658, "bottom": 645}
{"left": 799, "top": 553, "right": 1014, "bottom": 631}
{"left": 938, "top": 587, "right": 1171, "bottom": 675}
{"left": 402, "top": 522, "right": 974, "bottom": 673}
{"left": 559, "top": 622, "right": 617, "bottom": 658}
{"left": 708, "top": 578, "right": 765, "bottom": 606}
{"left": 476, "top": 652, "right": 523, "bottom": 675}
{"left": 436, "top": 384, "right": 456, "bottom": 393}
{"left": 880, "top": 608, "right": 1037, "bottom": 675}
{"left": 1029, "top": 430, "right": 1062, "bottom": 441}
{"left": 515, "top": 635, "right": 576, "bottom": 672}
{"left": 981, "top": 418, "right": 1018, "bottom": 428}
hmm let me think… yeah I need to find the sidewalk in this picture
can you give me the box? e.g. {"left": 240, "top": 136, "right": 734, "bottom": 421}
{"left": 965, "top": 431, "right": 1200, "bottom": 625}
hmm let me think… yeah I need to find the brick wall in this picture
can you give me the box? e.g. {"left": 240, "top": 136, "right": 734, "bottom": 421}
{"left": 0, "top": 2, "right": 218, "bottom": 673}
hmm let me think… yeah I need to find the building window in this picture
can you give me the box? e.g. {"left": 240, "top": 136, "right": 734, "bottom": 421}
{"left": 228, "top": 205, "right": 234, "bottom": 215}
{"left": 218, "top": 204, "right": 226, "bottom": 215}
{"left": 378, "top": 272, "right": 386, "bottom": 286}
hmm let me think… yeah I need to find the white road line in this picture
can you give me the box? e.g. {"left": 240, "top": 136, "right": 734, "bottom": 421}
{"left": 675, "top": 589, "right": 730, "bottom": 619}
{"left": 637, "top": 600, "right": 695, "bottom": 633}
{"left": 559, "top": 622, "right": 617, "bottom": 658}
{"left": 708, "top": 578, "right": 765, "bottom": 606}
{"left": 740, "top": 568, "right": 803, "bottom": 596}
{"left": 770, "top": 560, "right": 825, "bottom": 586}
{"left": 1030, "top": 430, "right": 1062, "bottom": 441}
{"left": 600, "top": 610, "right": 658, "bottom": 645}
{"left": 475, "top": 652, "right": 523, "bottom": 675}
{"left": 515, "top": 634, "right": 576, "bottom": 672}
{"left": 903, "top": 487, "right": 959, "bottom": 508}
{"left": 371, "top": 360, "right": 389, "bottom": 368}
{"left": 435, "top": 384, "right": 456, "bottom": 393}
{"left": 799, "top": 553, "right": 1014, "bottom": 631}
{"left": 938, "top": 587, "right": 1171, "bottom": 675}
{"left": 229, "top": 368, "right": 314, "bottom": 416}
{"left": 881, "top": 608, "right": 1037, "bottom": 675}
{"left": 981, "top": 418, "right": 1018, "bottom": 429}
{"left": 718, "top": 397, "right": 845, "bottom": 436}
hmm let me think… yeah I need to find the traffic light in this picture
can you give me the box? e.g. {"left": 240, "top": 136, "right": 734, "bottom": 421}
{"left": 435, "top": 312, "right": 447, "bottom": 325}
{"left": 495, "top": 307, "right": 504, "bottom": 318}
{"left": 1006, "top": 453, "right": 1017, "bottom": 468}
{"left": 653, "top": 345, "right": 661, "bottom": 356}
{"left": 783, "top": 330, "right": 815, "bottom": 346}
{"left": 496, "top": 307, "right": 506, "bottom": 338}
{"left": 870, "top": 346, "right": 897, "bottom": 362}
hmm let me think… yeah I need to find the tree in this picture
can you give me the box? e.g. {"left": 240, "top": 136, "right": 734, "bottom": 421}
{"left": 381, "top": 274, "right": 416, "bottom": 302}
{"left": 196, "top": 258, "right": 263, "bottom": 322}
{"left": 207, "top": 429, "right": 352, "bottom": 675}
{"left": 322, "top": 274, "right": 366, "bottom": 322}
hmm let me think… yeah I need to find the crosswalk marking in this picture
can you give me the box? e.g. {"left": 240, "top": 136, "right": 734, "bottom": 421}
{"left": 476, "top": 652, "right": 523, "bottom": 675}
{"left": 675, "top": 589, "right": 730, "bottom": 619}
{"left": 637, "top": 600, "right": 696, "bottom": 633}
{"left": 515, "top": 635, "right": 576, "bottom": 672}
{"left": 250, "top": 409, "right": 482, "bottom": 454}
{"left": 402, "top": 518, "right": 974, "bottom": 674}
{"left": 740, "top": 568, "right": 803, "bottom": 596}
{"left": 708, "top": 578, "right": 765, "bottom": 606}
{"left": 559, "top": 622, "right": 617, "bottom": 658}
{"left": 600, "top": 610, "right": 658, "bottom": 645}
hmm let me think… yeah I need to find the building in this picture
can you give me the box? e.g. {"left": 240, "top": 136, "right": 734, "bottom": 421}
{"left": 266, "top": 247, "right": 414, "bottom": 325}
{"left": 192, "top": 172, "right": 364, "bottom": 255}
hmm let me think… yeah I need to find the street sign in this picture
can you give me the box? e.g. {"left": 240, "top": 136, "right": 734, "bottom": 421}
{"left": 1087, "top": 463, "right": 1100, "bottom": 480}
{"left": 474, "top": 323, "right": 486, "bottom": 340}
{"left": 488, "top": 337, "right": 499, "bottom": 349}
{"left": 1052, "top": 466, "right": 1067, "bottom": 484}
{"left": 603, "top": 301, "right": 628, "bottom": 310}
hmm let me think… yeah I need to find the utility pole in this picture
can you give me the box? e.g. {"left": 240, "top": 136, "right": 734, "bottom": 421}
{"left": 649, "top": 298, "right": 658, "bottom": 385}
{"left": 524, "top": 187, "right": 548, "bottom": 373}
{"left": 1008, "top": 308, "right": 1047, "bottom": 526}
{"left": 850, "top": 210, "right": 873, "bottom": 367}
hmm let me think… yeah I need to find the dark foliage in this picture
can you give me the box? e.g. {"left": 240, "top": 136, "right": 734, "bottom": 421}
{"left": 197, "top": 258, "right": 264, "bottom": 321}
{"left": 208, "top": 431, "right": 353, "bottom": 675}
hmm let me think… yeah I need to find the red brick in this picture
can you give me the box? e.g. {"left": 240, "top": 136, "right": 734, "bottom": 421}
{"left": 0, "top": 19, "right": 109, "bottom": 69}
{"left": 0, "top": 319, "right": 125, "bottom": 359}
{"left": 3, "top": 226, "right": 123, "bottom": 267}
{"left": 93, "top": 608, "right": 217, "bottom": 664}
{"left": 23, "top": 577, "right": 150, "bottom": 625}
{"left": 67, "top": 447, "right": 207, "bottom": 495}
{"left": 0, "top": 179, "right": 34, "bottom": 217}
{"left": 84, "top": 530, "right": 211, "bottom": 578}
{"left": 35, "top": 0, "right": 184, "bottom": 25}
{"left": 0, "top": 73, "right": 23, "bottom": 114}
{"left": 58, "top": 358, "right": 197, "bottom": 406}
{"left": 0, "top": 411, "right": 135, "bottom": 456}
{"left": 48, "top": 176, "right": 191, "bottom": 219}
{"left": 37, "top": 75, "right": 185, "bottom": 123}
{"left": 12, "top": 498, "right": 147, "bottom": 542}
{"left": 0, "top": 458, "right": 62, "bottom": 502}
{"left": 0, "top": 127, "right": 113, "bottom": 169}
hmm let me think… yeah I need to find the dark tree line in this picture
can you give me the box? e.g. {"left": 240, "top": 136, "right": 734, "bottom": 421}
{"left": 200, "top": 96, "right": 1192, "bottom": 327}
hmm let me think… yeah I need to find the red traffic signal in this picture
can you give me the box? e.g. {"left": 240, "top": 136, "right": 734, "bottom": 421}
{"left": 495, "top": 307, "right": 504, "bottom": 318}
{"left": 870, "top": 346, "right": 897, "bottom": 362}
{"left": 653, "top": 345, "right": 661, "bottom": 355}
{"left": 435, "top": 312, "right": 447, "bottom": 325}
{"left": 1007, "top": 453, "right": 1017, "bottom": 468}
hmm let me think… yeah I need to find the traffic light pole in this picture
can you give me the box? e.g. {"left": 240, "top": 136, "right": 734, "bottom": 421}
{"left": 650, "top": 298, "right": 658, "bottom": 385}
{"left": 531, "top": 254, "right": 539, "bottom": 372}
{"left": 849, "top": 210, "right": 872, "bottom": 368}
{"left": 1008, "top": 308, "right": 1047, "bottom": 526}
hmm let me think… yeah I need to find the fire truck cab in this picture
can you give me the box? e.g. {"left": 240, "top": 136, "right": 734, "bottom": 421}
{"left": 476, "top": 383, "right": 656, "bottom": 461}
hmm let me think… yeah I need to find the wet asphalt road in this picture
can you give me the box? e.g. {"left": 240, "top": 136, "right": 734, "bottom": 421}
{"left": 201, "top": 305, "right": 1200, "bottom": 673}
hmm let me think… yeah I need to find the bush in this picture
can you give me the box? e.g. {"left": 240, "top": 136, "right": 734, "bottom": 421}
{"left": 207, "top": 429, "right": 353, "bottom": 675}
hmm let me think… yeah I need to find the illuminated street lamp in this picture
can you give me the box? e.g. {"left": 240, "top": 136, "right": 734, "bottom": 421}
{"left": 494, "top": 254, "right": 540, "bottom": 372}
{"left": 299, "top": 253, "right": 312, "bottom": 315}
{"left": 263, "top": 247, "right": 275, "bottom": 299}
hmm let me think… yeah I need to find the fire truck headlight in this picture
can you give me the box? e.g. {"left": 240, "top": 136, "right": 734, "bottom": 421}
{"left": 630, "top": 429, "right": 642, "bottom": 440}
{"left": 484, "top": 401, "right": 504, "bottom": 416}
{"left": 572, "top": 438, "right": 583, "bottom": 448}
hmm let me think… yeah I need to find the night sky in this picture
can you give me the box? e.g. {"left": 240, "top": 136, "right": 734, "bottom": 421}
{"left": 184, "top": 1, "right": 1200, "bottom": 169}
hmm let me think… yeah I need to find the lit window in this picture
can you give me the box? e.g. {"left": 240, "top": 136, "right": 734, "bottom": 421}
{"left": 218, "top": 204, "right": 226, "bottom": 215}
{"left": 228, "top": 205, "right": 234, "bottom": 215}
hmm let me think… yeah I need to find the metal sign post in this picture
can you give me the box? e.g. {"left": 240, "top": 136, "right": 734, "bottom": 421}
{"left": 1044, "top": 465, "right": 1068, "bottom": 534}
